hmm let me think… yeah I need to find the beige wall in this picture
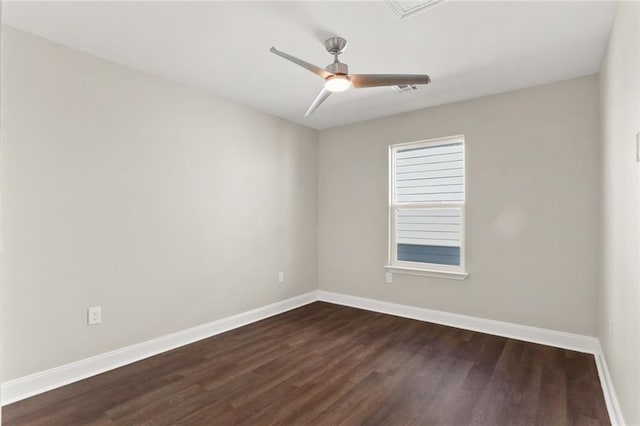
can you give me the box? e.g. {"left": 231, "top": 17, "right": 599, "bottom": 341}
{"left": 0, "top": 27, "right": 318, "bottom": 381}
{"left": 599, "top": 2, "right": 640, "bottom": 424}
{"left": 319, "top": 76, "right": 600, "bottom": 336}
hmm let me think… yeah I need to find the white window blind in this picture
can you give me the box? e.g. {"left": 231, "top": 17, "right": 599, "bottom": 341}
{"left": 395, "top": 142, "right": 464, "bottom": 203}
{"left": 389, "top": 137, "right": 466, "bottom": 272}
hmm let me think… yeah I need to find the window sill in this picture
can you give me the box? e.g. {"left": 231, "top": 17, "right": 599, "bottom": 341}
{"left": 384, "top": 265, "right": 469, "bottom": 280}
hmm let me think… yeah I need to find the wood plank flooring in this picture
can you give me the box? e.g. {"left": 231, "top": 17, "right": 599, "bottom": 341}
{"left": 2, "top": 302, "right": 610, "bottom": 425}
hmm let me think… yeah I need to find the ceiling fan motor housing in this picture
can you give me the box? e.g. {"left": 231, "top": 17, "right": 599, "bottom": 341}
{"left": 325, "top": 61, "right": 349, "bottom": 75}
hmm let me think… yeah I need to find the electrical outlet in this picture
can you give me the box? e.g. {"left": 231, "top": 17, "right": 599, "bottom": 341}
{"left": 385, "top": 272, "right": 393, "bottom": 283}
{"left": 278, "top": 272, "right": 284, "bottom": 283}
{"left": 88, "top": 306, "right": 101, "bottom": 325}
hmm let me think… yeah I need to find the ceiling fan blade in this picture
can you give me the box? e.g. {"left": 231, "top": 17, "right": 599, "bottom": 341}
{"left": 305, "top": 88, "right": 332, "bottom": 117}
{"left": 270, "top": 47, "right": 332, "bottom": 79}
{"left": 350, "top": 74, "right": 431, "bottom": 88}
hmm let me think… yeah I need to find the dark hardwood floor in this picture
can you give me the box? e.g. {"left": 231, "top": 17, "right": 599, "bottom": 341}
{"left": 3, "top": 302, "right": 610, "bottom": 425}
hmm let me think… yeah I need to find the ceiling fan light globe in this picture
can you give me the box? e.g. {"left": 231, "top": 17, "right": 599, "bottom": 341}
{"left": 325, "top": 75, "right": 351, "bottom": 92}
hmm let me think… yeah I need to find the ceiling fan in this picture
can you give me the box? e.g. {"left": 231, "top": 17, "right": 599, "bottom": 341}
{"left": 270, "top": 37, "right": 431, "bottom": 117}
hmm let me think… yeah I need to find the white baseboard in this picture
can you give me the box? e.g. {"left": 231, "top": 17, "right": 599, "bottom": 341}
{"left": 0, "top": 291, "right": 317, "bottom": 406}
{"left": 317, "top": 291, "right": 599, "bottom": 353}
{"left": 1, "top": 289, "right": 625, "bottom": 425}
{"left": 317, "top": 290, "right": 625, "bottom": 426}
{"left": 593, "top": 342, "right": 626, "bottom": 426}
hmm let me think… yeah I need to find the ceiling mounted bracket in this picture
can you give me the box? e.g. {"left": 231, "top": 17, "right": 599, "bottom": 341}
{"left": 324, "top": 37, "right": 347, "bottom": 56}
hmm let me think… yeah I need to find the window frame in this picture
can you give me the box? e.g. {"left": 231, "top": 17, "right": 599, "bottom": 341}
{"left": 386, "top": 135, "right": 468, "bottom": 279}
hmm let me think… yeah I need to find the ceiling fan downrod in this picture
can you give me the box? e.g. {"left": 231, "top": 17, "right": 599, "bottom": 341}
{"left": 324, "top": 37, "right": 349, "bottom": 74}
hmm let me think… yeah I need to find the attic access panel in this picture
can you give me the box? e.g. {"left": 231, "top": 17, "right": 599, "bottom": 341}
{"left": 385, "top": 0, "right": 448, "bottom": 19}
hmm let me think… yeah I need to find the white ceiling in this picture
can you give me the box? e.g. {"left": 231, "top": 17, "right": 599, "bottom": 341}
{"left": 2, "top": 1, "right": 617, "bottom": 130}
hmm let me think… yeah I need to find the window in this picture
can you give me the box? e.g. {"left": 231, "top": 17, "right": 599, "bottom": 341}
{"left": 387, "top": 135, "right": 467, "bottom": 279}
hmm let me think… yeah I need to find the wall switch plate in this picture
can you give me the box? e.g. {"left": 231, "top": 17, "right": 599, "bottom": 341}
{"left": 608, "top": 318, "right": 613, "bottom": 337}
{"left": 278, "top": 272, "right": 284, "bottom": 283}
{"left": 88, "top": 306, "right": 101, "bottom": 325}
{"left": 385, "top": 272, "right": 393, "bottom": 283}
